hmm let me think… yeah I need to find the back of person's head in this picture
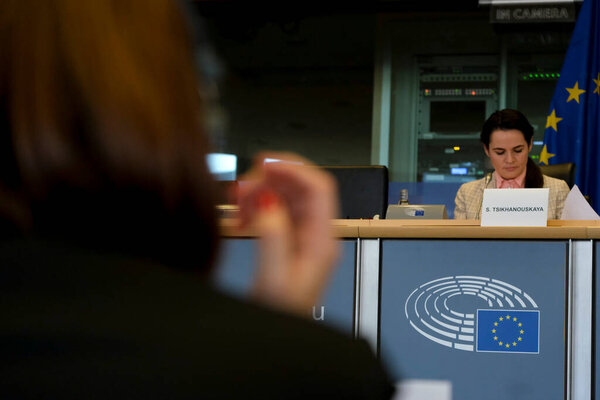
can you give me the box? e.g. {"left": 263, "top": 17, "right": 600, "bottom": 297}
{"left": 0, "top": 0, "right": 219, "bottom": 271}
{"left": 480, "top": 109, "right": 534, "bottom": 148}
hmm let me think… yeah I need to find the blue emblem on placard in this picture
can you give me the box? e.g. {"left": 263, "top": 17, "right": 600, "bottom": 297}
{"left": 476, "top": 310, "right": 539, "bottom": 353}
{"left": 415, "top": 210, "right": 424, "bottom": 216}
{"left": 405, "top": 276, "right": 540, "bottom": 352}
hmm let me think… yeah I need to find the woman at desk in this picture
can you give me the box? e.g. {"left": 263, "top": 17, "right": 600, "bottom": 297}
{"left": 454, "top": 109, "right": 569, "bottom": 219}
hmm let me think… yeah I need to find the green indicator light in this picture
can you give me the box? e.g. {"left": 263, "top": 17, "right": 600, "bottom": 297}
{"left": 534, "top": 74, "right": 539, "bottom": 78}
{"left": 531, "top": 155, "right": 539, "bottom": 160}
{"left": 523, "top": 76, "right": 528, "bottom": 80}
{"left": 545, "top": 74, "right": 549, "bottom": 77}
{"left": 551, "top": 74, "right": 555, "bottom": 77}
{"left": 558, "top": 73, "right": 561, "bottom": 77}
{"left": 529, "top": 74, "right": 533, "bottom": 78}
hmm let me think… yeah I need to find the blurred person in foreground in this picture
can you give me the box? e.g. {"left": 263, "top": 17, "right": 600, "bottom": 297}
{"left": 0, "top": 1, "right": 393, "bottom": 398}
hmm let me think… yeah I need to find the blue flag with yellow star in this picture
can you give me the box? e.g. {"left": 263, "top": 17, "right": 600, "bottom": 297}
{"left": 476, "top": 310, "right": 539, "bottom": 354}
{"left": 542, "top": 0, "right": 600, "bottom": 211}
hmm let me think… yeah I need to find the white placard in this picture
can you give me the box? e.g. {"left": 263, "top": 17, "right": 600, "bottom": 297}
{"left": 480, "top": 188, "right": 549, "bottom": 226}
{"left": 393, "top": 380, "right": 452, "bottom": 400}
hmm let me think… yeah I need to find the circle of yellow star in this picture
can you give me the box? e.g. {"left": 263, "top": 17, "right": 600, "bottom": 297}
{"left": 539, "top": 144, "right": 556, "bottom": 165}
{"left": 566, "top": 81, "right": 586, "bottom": 103}
{"left": 546, "top": 109, "right": 562, "bottom": 132}
{"left": 594, "top": 73, "right": 600, "bottom": 95}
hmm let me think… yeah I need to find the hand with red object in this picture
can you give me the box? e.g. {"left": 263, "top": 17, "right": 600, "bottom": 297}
{"left": 237, "top": 152, "right": 340, "bottom": 317}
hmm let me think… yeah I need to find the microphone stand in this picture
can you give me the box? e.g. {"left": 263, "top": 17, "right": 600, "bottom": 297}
{"left": 476, "top": 172, "right": 493, "bottom": 220}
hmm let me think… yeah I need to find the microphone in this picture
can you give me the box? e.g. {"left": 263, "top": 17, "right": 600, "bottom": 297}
{"left": 476, "top": 172, "right": 493, "bottom": 219}
{"left": 484, "top": 171, "right": 492, "bottom": 188}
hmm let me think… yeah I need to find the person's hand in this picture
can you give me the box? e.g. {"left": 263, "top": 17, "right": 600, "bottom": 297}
{"left": 237, "top": 152, "right": 340, "bottom": 317}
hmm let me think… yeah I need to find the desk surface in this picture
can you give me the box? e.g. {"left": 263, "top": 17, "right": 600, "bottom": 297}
{"left": 220, "top": 219, "right": 600, "bottom": 239}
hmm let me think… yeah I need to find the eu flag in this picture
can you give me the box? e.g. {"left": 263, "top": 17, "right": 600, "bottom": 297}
{"left": 541, "top": 0, "right": 600, "bottom": 211}
{"left": 476, "top": 310, "right": 539, "bottom": 353}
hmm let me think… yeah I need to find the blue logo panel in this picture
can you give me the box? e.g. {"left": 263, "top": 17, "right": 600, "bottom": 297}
{"left": 476, "top": 310, "right": 539, "bottom": 353}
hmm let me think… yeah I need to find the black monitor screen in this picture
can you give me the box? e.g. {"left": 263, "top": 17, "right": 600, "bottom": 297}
{"left": 321, "top": 166, "right": 388, "bottom": 219}
{"left": 430, "top": 101, "right": 486, "bottom": 133}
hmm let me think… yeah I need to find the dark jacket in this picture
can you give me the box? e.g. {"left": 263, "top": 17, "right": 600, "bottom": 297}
{"left": 1, "top": 237, "right": 394, "bottom": 399}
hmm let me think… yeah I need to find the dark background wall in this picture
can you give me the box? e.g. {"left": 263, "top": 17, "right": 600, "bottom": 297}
{"left": 191, "top": 1, "right": 575, "bottom": 180}
{"left": 193, "top": 4, "right": 378, "bottom": 173}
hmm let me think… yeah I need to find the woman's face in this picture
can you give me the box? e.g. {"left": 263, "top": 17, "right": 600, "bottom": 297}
{"left": 484, "top": 129, "right": 532, "bottom": 180}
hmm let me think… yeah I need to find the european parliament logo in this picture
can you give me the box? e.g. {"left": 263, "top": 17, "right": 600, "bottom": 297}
{"left": 404, "top": 276, "right": 540, "bottom": 354}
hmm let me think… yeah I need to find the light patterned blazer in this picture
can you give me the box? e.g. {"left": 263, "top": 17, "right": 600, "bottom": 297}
{"left": 454, "top": 173, "right": 570, "bottom": 220}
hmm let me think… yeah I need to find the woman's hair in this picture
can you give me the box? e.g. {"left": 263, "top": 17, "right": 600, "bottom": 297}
{"left": 480, "top": 109, "right": 544, "bottom": 188}
{"left": 0, "top": 0, "right": 219, "bottom": 271}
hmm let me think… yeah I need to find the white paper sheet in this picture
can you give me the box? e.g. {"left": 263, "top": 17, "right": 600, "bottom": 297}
{"left": 393, "top": 380, "right": 452, "bottom": 400}
{"left": 560, "top": 185, "right": 600, "bottom": 220}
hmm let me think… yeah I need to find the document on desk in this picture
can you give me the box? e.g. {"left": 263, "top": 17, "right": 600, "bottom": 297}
{"left": 560, "top": 184, "right": 600, "bottom": 220}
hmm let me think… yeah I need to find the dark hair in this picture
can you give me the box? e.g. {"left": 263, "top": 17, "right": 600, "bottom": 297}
{"left": 0, "top": 0, "right": 219, "bottom": 272}
{"left": 480, "top": 109, "right": 543, "bottom": 188}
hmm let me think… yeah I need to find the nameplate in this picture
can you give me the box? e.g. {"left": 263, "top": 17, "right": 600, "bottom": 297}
{"left": 480, "top": 188, "right": 549, "bottom": 227}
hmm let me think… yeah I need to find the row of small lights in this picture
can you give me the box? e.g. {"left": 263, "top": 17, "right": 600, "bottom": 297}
{"left": 522, "top": 73, "right": 560, "bottom": 80}
{"left": 423, "top": 89, "right": 486, "bottom": 96}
